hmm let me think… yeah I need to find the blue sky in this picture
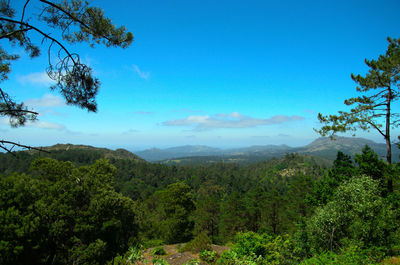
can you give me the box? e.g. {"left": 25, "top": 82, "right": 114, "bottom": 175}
{"left": 2, "top": 0, "right": 400, "bottom": 150}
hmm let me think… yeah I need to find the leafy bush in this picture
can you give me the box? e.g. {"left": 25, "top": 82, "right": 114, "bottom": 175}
{"left": 108, "top": 255, "right": 131, "bottom": 265}
{"left": 142, "top": 239, "right": 165, "bottom": 249}
{"left": 183, "top": 259, "right": 200, "bottom": 265}
{"left": 152, "top": 257, "right": 169, "bottom": 265}
{"left": 231, "top": 232, "right": 272, "bottom": 258}
{"left": 151, "top": 246, "right": 167, "bottom": 256}
{"left": 306, "top": 175, "right": 398, "bottom": 253}
{"left": 300, "top": 245, "right": 385, "bottom": 265}
{"left": 181, "top": 231, "right": 212, "bottom": 253}
{"left": 216, "top": 251, "right": 260, "bottom": 265}
{"left": 200, "top": 250, "right": 219, "bottom": 263}
{"left": 127, "top": 246, "right": 144, "bottom": 263}
{"left": 215, "top": 232, "right": 299, "bottom": 265}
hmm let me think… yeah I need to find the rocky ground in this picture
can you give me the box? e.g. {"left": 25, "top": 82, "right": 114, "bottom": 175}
{"left": 141, "top": 244, "right": 230, "bottom": 265}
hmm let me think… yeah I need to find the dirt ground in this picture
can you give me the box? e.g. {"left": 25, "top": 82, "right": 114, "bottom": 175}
{"left": 141, "top": 244, "right": 230, "bottom": 265}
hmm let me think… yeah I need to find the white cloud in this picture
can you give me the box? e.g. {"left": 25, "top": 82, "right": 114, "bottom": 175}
{"left": 29, "top": 120, "right": 66, "bottom": 130}
{"left": 0, "top": 117, "right": 66, "bottom": 131}
{"left": 18, "top": 72, "right": 55, "bottom": 86}
{"left": 132, "top": 65, "right": 150, "bottom": 79}
{"left": 0, "top": 117, "right": 9, "bottom": 125}
{"left": 122, "top": 129, "right": 139, "bottom": 135}
{"left": 24, "top": 94, "right": 65, "bottom": 108}
{"left": 163, "top": 112, "right": 304, "bottom": 130}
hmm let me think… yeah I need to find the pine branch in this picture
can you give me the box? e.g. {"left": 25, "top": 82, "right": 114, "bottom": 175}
{"left": 0, "top": 140, "right": 50, "bottom": 154}
{"left": 0, "top": 17, "right": 77, "bottom": 65}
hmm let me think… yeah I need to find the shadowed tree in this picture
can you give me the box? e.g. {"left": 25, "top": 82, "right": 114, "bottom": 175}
{"left": 317, "top": 37, "right": 400, "bottom": 192}
{"left": 0, "top": 0, "right": 133, "bottom": 152}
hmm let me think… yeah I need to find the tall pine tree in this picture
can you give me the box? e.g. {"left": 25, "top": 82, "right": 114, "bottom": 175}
{"left": 317, "top": 37, "right": 400, "bottom": 192}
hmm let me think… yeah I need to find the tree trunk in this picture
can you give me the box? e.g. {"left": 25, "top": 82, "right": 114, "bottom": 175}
{"left": 386, "top": 88, "right": 393, "bottom": 193}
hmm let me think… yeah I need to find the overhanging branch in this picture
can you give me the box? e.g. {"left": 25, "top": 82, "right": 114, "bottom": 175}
{"left": 0, "top": 17, "right": 77, "bottom": 65}
{"left": 0, "top": 140, "right": 50, "bottom": 154}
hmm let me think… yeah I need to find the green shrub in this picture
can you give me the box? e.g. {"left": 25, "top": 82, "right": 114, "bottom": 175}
{"left": 152, "top": 257, "right": 169, "bottom": 265}
{"left": 181, "top": 231, "right": 212, "bottom": 253}
{"left": 306, "top": 175, "right": 397, "bottom": 253}
{"left": 300, "top": 245, "right": 385, "bottom": 265}
{"left": 215, "top": 232, "right": 299, "bottom": 265}
{"left": 127, "top": 246, "right": 144, "bottom": 263}
{"left": 142, "top": 239, "right": 165, "bottom": 249}
{"left": 107, "top": 255, "right": 130, "bottom": 265}
{"left": 183, "top": 259, "right": 200, "bottom": 265}
{"left": 231, "top": 232, "right": 271, "bottom": 258}
{"left": 215, "top": 251, "right": 260, "bottom": 265}
{"left": 200, "top": 250, "right": 219, "bottom": 263}
{"left": 151, "top": 246, "right": 167, "bottom": 256}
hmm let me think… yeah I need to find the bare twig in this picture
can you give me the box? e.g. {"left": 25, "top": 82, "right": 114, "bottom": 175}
{"left": 0, "top": 140, "right": 50, "bottom": 153}
{"left": 21, "top": 0, "right": 31, "bottom": 24}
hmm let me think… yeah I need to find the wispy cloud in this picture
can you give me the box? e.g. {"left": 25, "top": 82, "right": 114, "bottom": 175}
{"left": 25, "top": 94, "right": 65, "bottom": 108}
{"left": 132, "top": 65, "right": 150, "bottom": 79}
{"left": 18, "top": 72, "right": 55, "bottom": 86}
{"left": 303, "top": 109, "right": 316, "bottom": 114}
{"left": 0, "top": 116, "right": 66, "bottom": 131}
{"left": 163, "top": 112, "right": 304, "bottom": 131}
{"left": 30, "top": 120, "right": 66, "bottom": 130}
{"left": 122, "top": 129, "right": 139, "bottom": 135}
{"left": 24, "top": 94, "right": 66, "bottom": 117}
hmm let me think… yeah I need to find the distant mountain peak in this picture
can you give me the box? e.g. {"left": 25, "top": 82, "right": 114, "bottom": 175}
{"left": 135, "top": 136, "right": 398, "bottom": 164}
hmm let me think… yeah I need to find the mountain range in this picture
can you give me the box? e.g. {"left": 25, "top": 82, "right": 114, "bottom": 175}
{"left": 135, "top": 136, "right": 399, "bottom": 164}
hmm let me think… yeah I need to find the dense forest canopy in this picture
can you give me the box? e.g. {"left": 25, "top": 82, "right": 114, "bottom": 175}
{"left": 1, "top": 1, "right": 399, "bottom": 264}
{"left": 0, "top": 143, "right": 399, "bottom": 264}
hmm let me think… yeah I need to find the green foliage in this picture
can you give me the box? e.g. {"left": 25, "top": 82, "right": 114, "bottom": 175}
{"left": 300, "top": 245, "right": 385, "bottom": 265}
{"left": 200, "top": 249, "right": 219, "bottom": 263}
{"left": 306, "top": 175, "right": 397, "bottom": 253}
{"left": 152, "top": 257, "right": 169, "bottom": 265}
{"left": 107, "top": 255, "right": 131, "bottom": 265}
{"left": 317, "top": 37, "right": 400, "bottom": 142}
{"left": 0, "top": 158, "right": 138, "bottom": 265}
{"left": 181, "top": 231, "right": 212, "bottom": 253}
{"left": 355, "top": 145, "right": 386, "bottom": 183}
{"left": 127, "top": 246, "right": 144, "bottom": 263}
{"left": 1, "top": 144, "right": 399, "bottom": 264}
{"left": 317, "top": 37, "right": 400, "bottom": 192}
{"left": 183, "top": 259, "right": 201, "bottom": 265}
{"left": 0, "top": 0, "right": 133, "bottom": 152}
{"left": 193, "top": 184, "right": 223, "bottom": 242}
{"left": 151, "top": 246, "right": 167, "bottom": 256}
{"left": 216, "top": 232, "right": 299, "bottom": 265}
{"left": 142, "top": 239, "right": 165, "bottom": 249}
{"left": 306, "top": 151, "right": 355, "bottom": 207}
{"left": 216, "top": 251, "right": 260, "bottom": 265}
{"left": 141, "top": 182, "right": 195, "bottom": 244}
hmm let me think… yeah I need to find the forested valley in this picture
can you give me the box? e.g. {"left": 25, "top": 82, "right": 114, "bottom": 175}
{"left": 1, "top": 144, "right": 399, "bottom": 264}
{"left": 1, "top": 1, "right": 400, "bottom": 264}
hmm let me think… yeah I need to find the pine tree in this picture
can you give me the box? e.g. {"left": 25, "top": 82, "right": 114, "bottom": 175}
{"left": 317, "top": 37, "right": 400, "bottom": 192}
{"left": 0, "top": 0, "right": 133, "bottom": 152}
